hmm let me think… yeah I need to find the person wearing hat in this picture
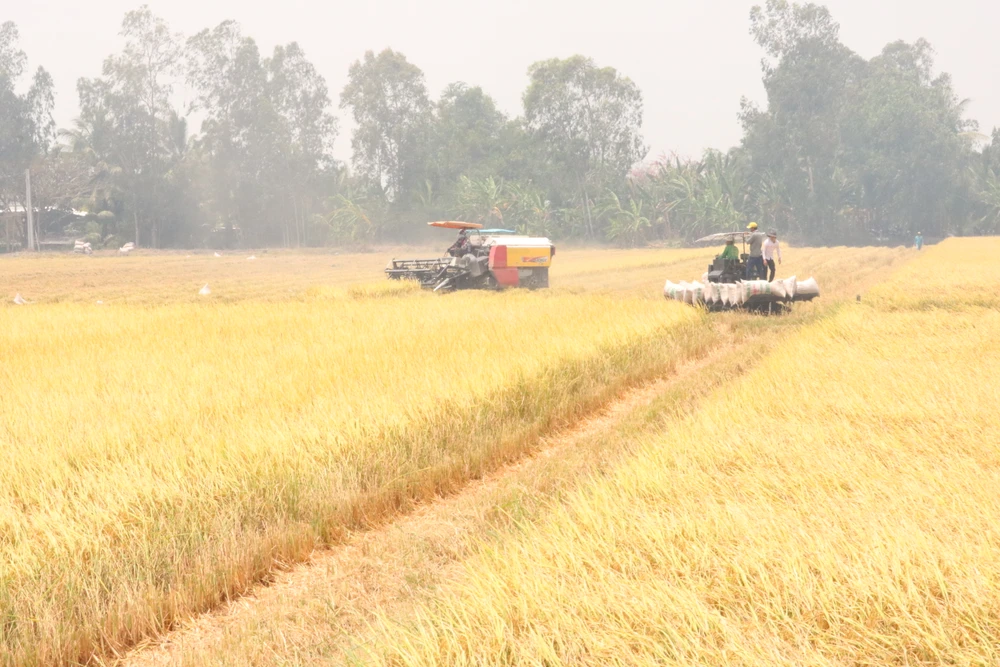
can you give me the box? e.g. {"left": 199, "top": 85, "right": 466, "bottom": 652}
{"left": 914, "top": 231, "right": 923, "bottom": 250}
{"left": 745, "top": 222, "right": 767, "bottom": 280}
{"left": 718, "top": 236, "right": 740, "bottom": 260}
{"left": 447, "top": 228, "right": 471, "bottom": 257}
{"left": 763, "top": 228, "right": 782, "bottom": 282}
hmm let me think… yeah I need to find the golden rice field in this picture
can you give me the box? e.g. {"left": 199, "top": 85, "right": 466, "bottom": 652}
{"left": 0, "top": 241, "right": 940, "bottom": 665}
{"left": 338, "top": 238, "right": 1000, "bottom": 666}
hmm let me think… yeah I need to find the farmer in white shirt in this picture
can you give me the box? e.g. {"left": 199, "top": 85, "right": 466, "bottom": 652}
{"left": 763, "top": 229, "right": 782, "bottom": 282}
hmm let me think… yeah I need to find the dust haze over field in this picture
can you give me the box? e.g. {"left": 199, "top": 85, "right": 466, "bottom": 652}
{"left": 3, "top": 0, "right": 1000, "bottom": 250}
{"left": 3, "top": 0, "right": 1000, "bottom": 664}
{"left": 7, "top": 0, "right": 1000, "bottom": 162}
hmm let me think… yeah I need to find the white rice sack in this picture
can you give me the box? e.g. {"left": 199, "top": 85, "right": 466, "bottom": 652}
{"left": 677, "top": 281, "right": 692, "bottom": 302}
{"left": 730, "top": 283, "right": 745, "bottom": 306}
{"left": 742, "top": 281, "right": 759, "bottom": 301}
{"left": 701, "top": 272, "right": 709, "bottom": 284}
{"left": 703, "top": 282, "right": 717, "bottom": 304}
{"left": 796, "top": 277, "right": 820, "bottom": 299}
{"left": 664, "top": 280, "right": 690, "bottom": 301}
{"left": 769, "top": 280, "right": 787, "bottom": 299}
{"left": 724, "top": 283, "right": 740, "bottom": 306}
{"left": 783, "top": 276, "right": 797, "bottom": 300}
{"left": 663, "top": 280, "right": 682, "bottom": 300}
{"left": 687, "top": 281, "right": 705, "bottom": 304}
{"left": 742, "top": 280, "right": 768, "bottom": 301}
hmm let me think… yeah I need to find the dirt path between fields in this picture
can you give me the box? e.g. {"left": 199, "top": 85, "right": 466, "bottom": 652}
{"left": 117, "top": 336, "right": 751, "bottom": 667}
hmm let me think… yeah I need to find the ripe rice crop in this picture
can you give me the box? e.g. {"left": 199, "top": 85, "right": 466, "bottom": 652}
{"left": 106, "top": 246, "right": 910, "bottom": 666}
{"left": 0, "top": 243, "right": 909, "bottom": 664}
{"left": 362, "top": 238, "right": 1000, "bottom": 666}
{"left": 0, "top": 276, "right": 705, "bottom": 664}
{"left": 866, "top": 237, "right": 1000, "bottom": 310}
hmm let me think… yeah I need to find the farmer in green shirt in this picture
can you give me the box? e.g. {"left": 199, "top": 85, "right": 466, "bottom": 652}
{"left": 718, "top": 237, "right": 740, "bottom": 260}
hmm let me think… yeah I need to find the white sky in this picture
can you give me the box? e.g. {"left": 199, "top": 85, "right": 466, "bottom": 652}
{"left": 8, "top": 0, "right": 999, "bottom": 162}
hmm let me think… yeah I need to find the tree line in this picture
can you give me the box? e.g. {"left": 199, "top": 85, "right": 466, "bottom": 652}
{"left": 1, "top": 0, "right": 998, "bottom": 251}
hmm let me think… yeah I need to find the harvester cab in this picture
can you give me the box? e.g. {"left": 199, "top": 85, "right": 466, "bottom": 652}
{"left": 386, "top": 221, "right": 556, "bottom": 292}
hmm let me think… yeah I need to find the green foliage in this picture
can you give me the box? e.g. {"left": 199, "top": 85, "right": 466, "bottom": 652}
{"left": 0, "top": 21, "right": 54, "bottom": 214}
{"left": 448, "top": 176, "right": 553, "bottom": 236}
{"left": 631, "top": 150, "right": 751, "bottom": 240}
{"left": 522, "top": 56, "right": 647, "bottom": 238}
{"left": 974, "top": 169, "right": 1000, "bottom": 234}
{"left": 326, "top": 192, "right": 384, "bottom": 244}
{"left": 431, "top": 84, "right": 507, "bottom": 185}
{"left": 598, "top": 191, "right": 650, "bottom": 246}
{"left": 452, "top": 176, "right": 508, "bottom": 227}
{"left": 739, "top": 1, "right": 980, "bottom": 243}
{"left": 523, "top": 56, "right": 646, "bottom": 183}
{"left": 340, "top": 49, "right": 430, "bottom": 201}
{"left": 6, "top": 3, "right": 998, "bottom": 250}
{"left": 187, "top": 21, "right": 337, "bottom": 247}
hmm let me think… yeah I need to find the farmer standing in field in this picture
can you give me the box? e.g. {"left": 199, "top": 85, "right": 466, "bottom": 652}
{"left": 914, "top": 231, "right": 923, "bottom": 250}
{"left": 745, "top": 222, "right": 767, "bottom": 280}
{"left": 763, "top": 229, "right": 782, "bottom": 282}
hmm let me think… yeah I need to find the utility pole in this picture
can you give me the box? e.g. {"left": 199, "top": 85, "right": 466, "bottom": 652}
{"left": 25, "top": 169, "right": 35, "bottom": 252}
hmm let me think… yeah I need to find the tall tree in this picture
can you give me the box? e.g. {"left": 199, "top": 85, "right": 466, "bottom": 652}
{"left": 0, "top": 21, "right": 54, "bottom": 226}
{"left": 429, "top": 83, "right": 507, "bottom": 186}
{"left": 840, "top": 39, "right": 974, "bottom": 239}
{"left": 74, "top": 6, "right": 181, "bottom": 246}
{"left": 340, "top": 49, "right": 431, "bottom": 201}
{"left": 741, "top": 1, "right": 974, "bottom": 243}
{"left": 742, "top": 1, "right": 859, "bottom": 241}
{"left": 187, "top": 21, "right": 336, "bottom": 246}
{"left": 267, "top": 42, "right": 338, "bottom": 245}
{"left": 523, "top": 55, "right": 646, "bottom": 237}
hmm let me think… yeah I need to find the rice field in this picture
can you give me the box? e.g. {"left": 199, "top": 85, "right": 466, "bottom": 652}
{"left": 0, "top": 241, "right": 929, "bottom": 665}
{"left": 350, "top": 238, "right": 1000, "bottom": 666}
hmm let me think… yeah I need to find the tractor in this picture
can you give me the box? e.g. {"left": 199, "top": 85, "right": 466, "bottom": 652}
{"left": 664, "top": 231, "right": 820, "bottom": 312}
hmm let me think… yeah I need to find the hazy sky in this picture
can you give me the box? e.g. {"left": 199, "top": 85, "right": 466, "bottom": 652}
{"left": 7, "top": 0, "right": 999, "bottom": 162}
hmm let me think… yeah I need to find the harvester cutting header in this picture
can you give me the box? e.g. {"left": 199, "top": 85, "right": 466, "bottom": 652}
{"left": 665, "top": 226, "right": 820, "bottom": 313}
{"left": 386, "top": 221, "right": 556, "bottom": 291}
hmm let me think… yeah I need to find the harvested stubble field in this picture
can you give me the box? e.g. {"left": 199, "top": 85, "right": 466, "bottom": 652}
{"left": 0, "top": 241, "right": 971, "bottom": 666}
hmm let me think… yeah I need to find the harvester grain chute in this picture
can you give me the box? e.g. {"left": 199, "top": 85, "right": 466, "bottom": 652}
{"left": 386, "top": 221, "right": 556, "bottom": 292}
{"left": 664, "top": 231, "right": 820, "bottom": 313}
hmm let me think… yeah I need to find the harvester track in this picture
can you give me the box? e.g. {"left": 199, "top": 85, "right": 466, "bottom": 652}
{"left": 120, "top": 333, "right": 761, "bottom": 666}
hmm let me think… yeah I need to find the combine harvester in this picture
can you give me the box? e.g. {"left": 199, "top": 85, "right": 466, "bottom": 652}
{"left": 664, "top": 231, "right": 820, "bottom": 313}
{"left": 386, "top": 221, "right": 556, "bottom": 292}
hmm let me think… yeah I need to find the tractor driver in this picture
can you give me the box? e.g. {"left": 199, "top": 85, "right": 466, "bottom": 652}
{"left": 718, "top": 236, "right": 739, "bottom": 261}
{"left": 447, "top": 229, "right": 471, "bottom": 257}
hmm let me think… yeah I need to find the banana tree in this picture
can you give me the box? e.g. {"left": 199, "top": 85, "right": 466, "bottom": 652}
{"left": 598, "top": 190, "right": 650, "bottom": 247}
{"left": 452, "top": 175, "right": 510, "bottom": 226}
